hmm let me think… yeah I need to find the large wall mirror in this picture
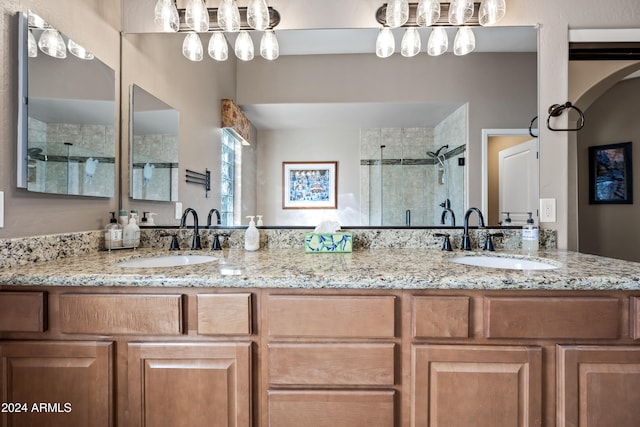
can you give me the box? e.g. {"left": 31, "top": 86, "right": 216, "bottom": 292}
{"left": 129, "top": 84, "right": 179, "bottom": 202}
{"left": 17, "top": 11, "right": 116, "bottom": 198}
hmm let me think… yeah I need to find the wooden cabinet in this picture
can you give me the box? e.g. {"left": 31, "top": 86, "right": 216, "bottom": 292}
{"left": 0, "top": 291, "right": 46, "bottom": 332}
{"left": 0, "top": 340, "right": 113, "bottom": 427}
{"left": 127, "top": 342, "right": 252, "bottom": 427}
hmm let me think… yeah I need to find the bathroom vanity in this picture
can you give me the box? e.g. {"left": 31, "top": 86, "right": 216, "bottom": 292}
{"left": 1, "top": 247, "right": 640, "bottom": 427}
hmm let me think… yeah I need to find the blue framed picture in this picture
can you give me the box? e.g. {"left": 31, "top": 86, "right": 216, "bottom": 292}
{"left": 588, "top": 142, "right": 633, "bottom": 204}
{"left": 282, "top": 161, "right": 337, "bottom": 209}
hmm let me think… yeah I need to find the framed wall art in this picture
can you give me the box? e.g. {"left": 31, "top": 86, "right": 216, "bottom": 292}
{"left": 283, "top": 161, "right": 337, "bottom": 209}
{"left": 588, "top": 141, "right": 633, "bottom": 204}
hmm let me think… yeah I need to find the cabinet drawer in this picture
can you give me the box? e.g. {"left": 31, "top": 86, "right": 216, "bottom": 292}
{"left": 413, "top": 296, "right": 469, "bottom": 338}
{"left": 484, "top": 297, "right": 619, "bottom": 339}
{"left": 59, "top": 293, "right": 183, "bottom": 335}
{"left": 197, "top": 293, "right": 252, "bottom": 335}
{"left": 631, "top": 297, "right": 640, "bottom": 340}
{"left": 267, "top": 295, "right": 395, "bottom": 338}
{"left": 268, "top": 390, "right": 395, "bottom": 427}
{"left": 269, "top": 343, "right": 395, "bottom": 386}
{"left": 0, "top": 291, "right": 46, "bottom": 332}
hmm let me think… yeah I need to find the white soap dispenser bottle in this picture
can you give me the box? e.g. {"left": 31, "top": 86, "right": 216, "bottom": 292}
{"left": 244, "top": 216, "right": 260, "bottom": 251}
{"left": 123, "top": 213, "right": 141, "bottom": 248}
{"left": 522, "top": 212, "right": 539, "bottom": 253}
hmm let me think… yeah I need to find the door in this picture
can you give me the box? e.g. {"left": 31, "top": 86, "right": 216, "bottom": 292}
{"left": 499, "top": 138, "right": 538, "bottom": 225}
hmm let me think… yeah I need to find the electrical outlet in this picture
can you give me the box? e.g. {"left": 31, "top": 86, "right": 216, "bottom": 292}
{"left": 539, "top": 198, "right": 556, "bottom": 223}
{"left": 175, "top": 202, "right": 183, "bottom": 220}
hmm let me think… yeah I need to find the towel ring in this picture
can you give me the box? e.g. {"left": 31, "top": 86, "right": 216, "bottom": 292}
{"left": 528, "top": 116, "right": 539, "bottom": 137}
{"left": 546, "top": 102, "right": 585, "bottom": 132}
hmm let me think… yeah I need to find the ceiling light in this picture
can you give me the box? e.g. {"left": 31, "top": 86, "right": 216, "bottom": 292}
{"left": 376, "top": 27, "right": 396, "bottom": 58}
{"left": 185, "top": 0, "right": 209, "bottom": 32}
{"left": 235, "top": 31, "right": 254, "bottom": 61}
{"left": 218, "top": 0, "right": 241, "bottom": 32}
{"left": 448, "top": 0, "right": 474, "bottom": 25}
{"left": 260, "top": 30, "right": 279, "bottom": 60}
{"left": 208, "top": 32, "right": 229, "bottom": 61}
{"left": 416, "top": 0, "right": 441, "bottom": 27}
{"left": 453, "top": 26, "right": 475, "bottom": 55}
{"left": 27, "top": 29, "right": 38, "bottom": 57}
{"left": 182, "top": 32, "right": 204, "bottom": 61}
{"left": 427, "top": 27, "right": 448, "bottom": 56}
{"left": 38, "top": 28, "right": 67, "bottom": 59}
{"left": 248, "top": 0, "right": 270, "bottom": 31}
{"left": 27, "top": 10, "right": 46, "bottom": 29}
{"left": 154, "top": 0, "right": 180, "bottom": 32}
{"left": 401, "top": 27, "right": 421, "bottom": 57}
{"left": 386, "top": 0, "right": 409, "bottom": 28}
{"left": 479, "top": 0, "right": 506, "bottom": 26}
{"left": 68, "top": 39, "right": 95, "bottom": 60}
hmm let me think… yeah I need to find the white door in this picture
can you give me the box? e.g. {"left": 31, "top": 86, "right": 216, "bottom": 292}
{"left": 499, "top": 138, "right": 539, "bottom": 225}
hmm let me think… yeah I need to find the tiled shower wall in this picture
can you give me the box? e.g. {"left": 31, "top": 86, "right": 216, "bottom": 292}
{"left": 131, "top": 134, "right": 179, "bottom": 202}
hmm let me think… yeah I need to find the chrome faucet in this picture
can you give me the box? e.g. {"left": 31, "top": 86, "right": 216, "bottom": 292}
{"left": 462, "top": 207, "right": 485, "bottom": 251}
{"left": 207, "top": 208, "right": 221, "bottom": 226}
{"left": 180, "top": 208, "right": 202, "bottom": 250}
{"left": 441, "top": 208, "right": 456, "bottom": 226}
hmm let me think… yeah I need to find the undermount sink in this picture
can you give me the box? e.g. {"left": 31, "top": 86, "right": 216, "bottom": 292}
{"left": 116, "top": 255, "right": 218, "bottom": 268}
{"left": 449, "top": 255, "right": 559, "bottom": 270}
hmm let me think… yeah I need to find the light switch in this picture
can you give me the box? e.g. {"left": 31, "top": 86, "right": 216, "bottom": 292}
{"left": 539, "top": 198, "right": 556, "bottom": 223}
{"left": 0, "top": 191, "right": 4, "bottom": 228}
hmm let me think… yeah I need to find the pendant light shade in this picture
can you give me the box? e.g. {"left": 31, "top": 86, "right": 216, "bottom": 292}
{"left": 448, "top": 0, "right": 474, "bottom": 26}
{"left": 376, "top": 27, "right": 396, "bottom": 58}
{"left": 235, "top": 31, "right": 254, "bottom": 61}
{"left": 248, "top": 0, "right": 270, "bottom": 31}
{"left": 416, "top": 0, "right": 441, "bottom": 27}
{"left": 218, "top": 0, "right": 241, "bottom": 32}
{"left": 154, "top": 0, "right": 180, "bottom": 32}
{"left": 182, "top": 32, "right": 204, "bottom": 61}
{"left": 479, "top": 0, "right": 506, "bottom": 26}
{"left": 260, "top": 30, "right": 279, "bottom": 60}
{"left": 27, "top": 30, "right": 38, "bottom": 58}
{"left": 453, "top": 27, "right": 475, "bottom": 55}
{"left": 208, "top": 32, "right": 229, "bottom": 61}
{"left": 68, "top": 39, "right": 94, "bottom": 60}
{"left": 386, "top": 0, "right": 409, "bottom": 28}
{"left": 38, "top": 28, "right": 67, "bottom": 59}
{"left": 185, "top": 0, "right": 209, "bottom": 32}
{"left": 28, "top": 11, "right": 46, "bottom": 29}
{"left": 427, "top": 27, "right": 448, "bottom": 56}
{"left": 401, "top": 28, "right": 421, "bottom": 57}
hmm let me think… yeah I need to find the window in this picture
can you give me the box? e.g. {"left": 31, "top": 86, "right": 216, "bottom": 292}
{"left": 221, "top": 129, "right": 240, "bottom": 226}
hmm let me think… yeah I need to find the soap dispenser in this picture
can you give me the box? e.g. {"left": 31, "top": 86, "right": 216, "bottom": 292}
{"left": 104, "top": 212, "right": 123, "bottom": 250}
{"left": 244, "top": 216, "right": 260, "bottom": 251}
{"left": 123, "top": 212, "right": 141, "bottom": 248}
{"left": 522, "top": 212, "right": 538, "bottom": 253}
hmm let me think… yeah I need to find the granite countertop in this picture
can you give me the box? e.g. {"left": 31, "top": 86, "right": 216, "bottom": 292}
{"left": 1, "top": 247, "right": 640, "bottom": 290}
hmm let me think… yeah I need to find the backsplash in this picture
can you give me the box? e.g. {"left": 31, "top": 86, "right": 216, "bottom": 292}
{"left": 0, "top": 227, "right": 556, "bottom": 269}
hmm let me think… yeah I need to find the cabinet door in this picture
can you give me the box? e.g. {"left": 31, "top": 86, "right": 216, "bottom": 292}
{"left": 0, "top": 340, "right": 113, "bottom": 427}
{"left": 557, "top": 345, "right": 640, "bottom": 427}
{"left": 412, "top": 344, "right": 542, "bottom": 427}
{"left": 127, "top": 342, "right": 251, "bottom": 427}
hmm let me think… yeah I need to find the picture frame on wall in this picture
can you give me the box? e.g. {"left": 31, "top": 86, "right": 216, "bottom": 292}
{"left": 588, "top": 141, "right": 633, "bottom": 204}
{"left": 282, "top": 161, "right": 338, "bottom": 209}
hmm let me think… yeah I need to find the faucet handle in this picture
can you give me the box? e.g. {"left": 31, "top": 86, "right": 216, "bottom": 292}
{"left": 211, "top": 234, "right": 222, "bottom": 250}
{"left": 161, "top": 233, "right": 181, "bottom": 251}
{"left": 435, "top": 233, "right": 453, "bottom": 251}
{"left": 483, "top": 232, "right": 504, "bottom": 251}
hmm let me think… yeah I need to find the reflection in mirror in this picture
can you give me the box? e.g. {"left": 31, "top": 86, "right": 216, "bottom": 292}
{"left": 18, "top": 11, "right": 116, "bottom": 197}
{"left": 129, "top": 85, "right": 179, "bottom": 202}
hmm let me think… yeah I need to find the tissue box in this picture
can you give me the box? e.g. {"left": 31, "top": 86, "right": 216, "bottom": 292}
{"left": 304, "top": 232, "right": 352, "bottom": 253}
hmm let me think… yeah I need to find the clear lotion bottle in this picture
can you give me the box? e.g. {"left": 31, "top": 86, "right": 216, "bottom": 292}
{"left": 244, "top": 216, "right": 260, "bottom": 251}
{"left": 522, "top": 212, "right": 539, "bottom": 253}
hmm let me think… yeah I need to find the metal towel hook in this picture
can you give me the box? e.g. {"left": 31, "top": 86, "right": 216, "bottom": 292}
{"left": 546, "top": 102, "right": 585, "bottom": 132}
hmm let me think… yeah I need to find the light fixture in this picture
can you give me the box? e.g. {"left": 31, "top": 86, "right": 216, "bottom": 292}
{"left": 248, "top": 0, "right": 270, "bottom": 31}
{"left": 182, "top": 32, "right": 204, "bottom": 61}
{"left": 27, "top": 10, "right": 46, "bottom": 29}
{"left": 68, "top": 39, "right": 94, "bottom": 60}
{"left": 448, "top": 0, "right": 474, "bottom": 26}
{"left": 208, "top": 32, "right": 229, "bottom": 61}
{"left": 453, "top": 26, "right": 475, "bottom": 55}
{"left": 416, "top": 0, "right": 441, "bottom": 27}
{"left": 185, "top": 0, "right": 209, "bottom": 32}
{"left": 401, "top": 27, "right": 421, "bottom": 57}
{"left": 386, "top": 0, "right": 409, "bottom": 28}
{"left": 38, "top": 28, "right": 67, "bottom": 59}
{"left": 154, "top": 0, "right": 180, "bottom": 32}
{"left": 376, "top": 27, "right": 396, "bottom": 58}
{"left": 218, "top": 0, "right": 241, "bottom": 32}
{"left": 478, "top": 0, "right": 506, "bottom": 26}
{"left": 427, "top": 27, "right": 448, "bottom": 56}
{"left": 27, "top": 29, "right": 38, "bottom": 57}
{"left": 235, "top": 31, "right": 254, "bottom": 61}
{"left": 260, "top": 30, "right": 279, "bottom": 60}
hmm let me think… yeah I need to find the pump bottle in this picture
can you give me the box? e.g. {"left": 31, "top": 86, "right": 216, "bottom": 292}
{"left": 104, "top": 212, "right": 123, "bottom": 249}
{"left": 522, "top": 212, "right": 539, "bottom": 253}
{"left": 244, "top": 216, "right": 260, "bottom": 251}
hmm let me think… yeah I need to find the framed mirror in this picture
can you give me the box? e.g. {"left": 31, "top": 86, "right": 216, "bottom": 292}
{"left": 17, "top": 11, "right": 116, "bottom": 197}
{"left": 129, "top": 84, "right": 179, "bottom": 202}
